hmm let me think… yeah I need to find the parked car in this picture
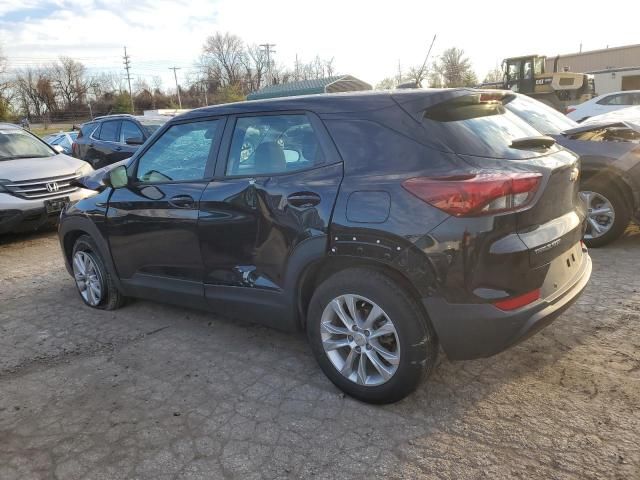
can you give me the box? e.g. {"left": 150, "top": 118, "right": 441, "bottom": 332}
{"left": 42, "top": 130, "right": 78, "bottom": 154}
{"left": 72, "top": 114, "right": 168, "bottom": 169}
{"left": 567, "top": 90, "right": 640, "bottom": 123}
{"left": 59, "top": 90, "right": 591, "bottom": 403}
{"left": 0, "top": 123, "right": 94, "bottom": 234}
{"left": 503, "top": 93, "right": 640, "bottom": 247}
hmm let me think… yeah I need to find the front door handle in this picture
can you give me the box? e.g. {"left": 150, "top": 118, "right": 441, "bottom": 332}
{"left": 287, "top": 192, "right": 321, "bottom": 207}
{"left": 169, "top": 195, "right": 195, "bottom": 208}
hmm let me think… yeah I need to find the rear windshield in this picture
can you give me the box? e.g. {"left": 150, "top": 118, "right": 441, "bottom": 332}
{"left": 504, "top": 95, "right": 576, "bottom": 135}
{"left": 423, "top": 93, "right": 559, "bottom": 159}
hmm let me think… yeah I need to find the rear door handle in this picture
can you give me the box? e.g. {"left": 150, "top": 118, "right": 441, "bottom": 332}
{"left": 287, "top": 192, "right": 321, "bottom": 207}
{"left": 114, "top": 146, "right": 122, "bottom": 151}
{"left": 169, "top": 195, "right": 195, "bottom": 208}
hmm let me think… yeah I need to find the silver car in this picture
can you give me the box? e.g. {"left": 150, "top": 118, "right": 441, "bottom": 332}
{"left": 0, "top": 123, "right": 95, "bottom": 234}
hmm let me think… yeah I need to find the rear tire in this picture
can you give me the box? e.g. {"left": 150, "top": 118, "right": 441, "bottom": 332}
{"left": 580, "top": 180, "right": 630, "bottom": 248}
{"left": 72, "top": 235, "right": 126, "bottom": 310}
{"left": 307, "top": 267, "right": 438, "bottom": 404}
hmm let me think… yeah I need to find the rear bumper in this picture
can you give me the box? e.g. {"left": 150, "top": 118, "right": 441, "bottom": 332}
{"left": 423, "top": 250, "right": 592, "bottom": 360}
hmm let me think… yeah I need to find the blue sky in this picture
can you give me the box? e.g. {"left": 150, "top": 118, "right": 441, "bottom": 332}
{"left": 1, "top": 0, "right": 640, "bottom": 91}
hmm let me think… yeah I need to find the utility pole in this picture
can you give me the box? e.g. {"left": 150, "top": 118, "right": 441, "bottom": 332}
{"left": 123, "top": 46, "right": 134, "bottom": 113}
{"left": 259, "top": 43, "right": 276, "bottom": 85}
{"left": 397, "top": 59, "right": 402, "bottom": 84}
{"left": 201, "top": 80, "right": 208, "bottom": 106}
{"left": 169, "top": 66, "right": 182, "bottom": 109}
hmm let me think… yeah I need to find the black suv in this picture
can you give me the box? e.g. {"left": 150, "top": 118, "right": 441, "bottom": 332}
{"left": 59, "top": 90, "right": 592, "bottom": 403}
{"left": 72, "top": 114, "right": 168, "bottom": 169}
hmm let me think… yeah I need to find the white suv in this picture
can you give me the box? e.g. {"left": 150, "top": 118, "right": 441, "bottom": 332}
{"left": 0, "top": 123, "right": 95, "bottom": 234}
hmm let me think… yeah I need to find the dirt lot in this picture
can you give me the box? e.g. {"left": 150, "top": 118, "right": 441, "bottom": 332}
{"left": 0, "top": 228, "right": 639, "bottom": 480}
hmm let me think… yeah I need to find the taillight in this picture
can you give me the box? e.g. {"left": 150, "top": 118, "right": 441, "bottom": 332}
{"left": 494, "top": 289, "right": 540, "bottom": 311}
{"left": 566, "top": 107, "right": 576, "bottom": 114}
{"left": 402, "top": 172, "right": 542, "bottom": 217}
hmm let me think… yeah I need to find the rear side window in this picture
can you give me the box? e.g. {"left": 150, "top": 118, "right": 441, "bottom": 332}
{"left": 597, "top": 93, "right": 632, "bottom": 106}
{"left": 225, "top": 114, "right": 323, "bottom": 176}
{"left": 422, "top": 94, "right": 555, "bottom": 159}
{"left": 97, "top": 121, "right": 120, "bottom": 142}
{"left": 121, "top": 121, "right": 143, "bottom": 143}
{"left": 78, "top": 122, "right": 97, "bottom": 139}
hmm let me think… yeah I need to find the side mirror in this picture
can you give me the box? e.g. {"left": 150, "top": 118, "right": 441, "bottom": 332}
{"left": 104, "top": 165, "right": 129, "bottom": 189}
{"left": 52, "top": 145, "right": 65, "bottom": 154}
{"left": 125, "top": 136, "right": 144, "bottom": 146}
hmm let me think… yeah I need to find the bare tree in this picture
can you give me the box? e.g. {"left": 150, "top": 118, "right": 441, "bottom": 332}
{"left": 434, "top": 48, "right": 477, "bottom": 88}
{"left": 14, "top": 68, "right": 51, "bottom": 116}
{"left": 375, "top": 77, "right": 397, "bottom": 90}
{"left": 483, "top": 64, "right": 504, "bottom": 84}
{"left": 50, "top": 56, "right": 88, "bottom": 107}
{"left": 244, "top": 44, "right": 268, "bottom": 92}
{"left": 202, "top": 32, "right": 246, "bottom": 87}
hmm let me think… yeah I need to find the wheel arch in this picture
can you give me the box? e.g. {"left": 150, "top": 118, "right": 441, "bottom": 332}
{"left": 580, "top": 166, "right": 637, "bottom": 211}
{"left": 295, "top": 255, "right": 434, "bottom": 333}
{"left": 58, "top": 216, "right": 123, "bottom": 292}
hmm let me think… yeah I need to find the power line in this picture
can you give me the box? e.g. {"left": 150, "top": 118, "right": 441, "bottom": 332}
{"left": 123, "top": 46, "right": 134, "bottom": 112}
{"left": 169, "top": 66, "right": 182, "bottom": 108}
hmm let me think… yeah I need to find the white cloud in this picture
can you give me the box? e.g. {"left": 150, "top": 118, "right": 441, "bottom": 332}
{"left": 1, "top": 0, "right": 639, "bottom": 89}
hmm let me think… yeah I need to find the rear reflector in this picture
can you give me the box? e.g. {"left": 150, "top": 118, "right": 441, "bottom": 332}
{"left": 494, "top": 289, "right": 541, "bottom": 311}
{"left": 402, "top": 172, "right": 542, "bottom": 217}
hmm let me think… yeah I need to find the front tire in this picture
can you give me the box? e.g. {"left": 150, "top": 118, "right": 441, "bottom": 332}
{"left": 580, "top": 180, "right": 630, "bottom": 248}
{"left": 307, "top": 268, "right": 438, "bottom": 404}
{"left": 72, "top": 235, "right": 125, "bottom": 310}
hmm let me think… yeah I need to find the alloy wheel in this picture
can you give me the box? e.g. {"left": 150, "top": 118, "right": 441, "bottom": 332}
{"left": 72, "top": 251, "right": 103, "bottom": 306}
{"left": 320, "top": 294, "right": 400, "bottom": 386}
{"left": 580, "top": 190, "right": 616, "bottom": 240}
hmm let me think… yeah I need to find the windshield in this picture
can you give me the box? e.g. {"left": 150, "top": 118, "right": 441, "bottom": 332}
{"left": 504, "top": 95, "right": 577, "bottom": 135}
{"left": 0, "top": 129, "right": 55, "bottom": 160}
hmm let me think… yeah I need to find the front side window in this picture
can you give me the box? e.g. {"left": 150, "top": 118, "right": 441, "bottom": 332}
{"left": 121, "top": 121, "right": 143, "bottom": 143}
{"left": 135, "top": 120, "right": 219, "bottom": 183}
{"left": 97, "top": 121, "right": 120, "bottom": 142}
{"left": 226, "top": 114, "right": 323, "bottom": 176}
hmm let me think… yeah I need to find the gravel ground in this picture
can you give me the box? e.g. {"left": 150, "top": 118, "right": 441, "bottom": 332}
{"left": 0, "top": 227, "right": 639, "bottom": 480}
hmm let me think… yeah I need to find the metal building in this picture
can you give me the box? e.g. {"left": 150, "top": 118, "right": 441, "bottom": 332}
{"left": 544, "top": 44, "right": 640, "bottom": 94}
{"left": 247, "top": 75, "right": 372, "bottom": 101}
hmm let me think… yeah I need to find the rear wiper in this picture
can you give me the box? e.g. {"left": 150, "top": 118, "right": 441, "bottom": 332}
{"left": 510, "top": 136, "right": 556, "bottom": 150}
